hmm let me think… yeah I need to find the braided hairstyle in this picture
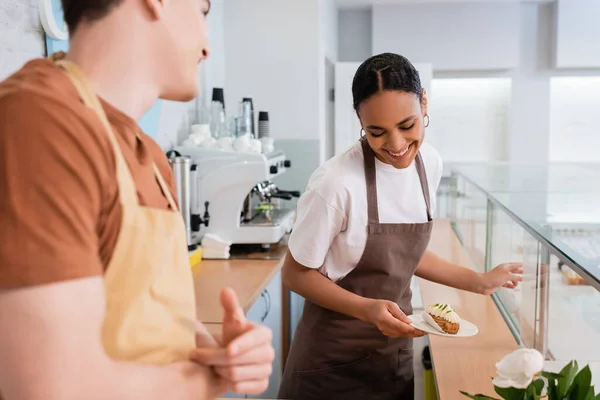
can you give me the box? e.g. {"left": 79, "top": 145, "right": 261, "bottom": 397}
{"left": 352, "top": 53, "right": 423, "bottom": 112}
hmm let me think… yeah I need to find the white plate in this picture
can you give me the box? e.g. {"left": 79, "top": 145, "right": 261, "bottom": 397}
{"left": 406, "top": 312, "right": 479, "bottom": 337}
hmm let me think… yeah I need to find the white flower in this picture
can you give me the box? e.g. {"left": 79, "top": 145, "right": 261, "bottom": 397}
{"left": 492, "top": 348, "right": 545, "bottom": 389}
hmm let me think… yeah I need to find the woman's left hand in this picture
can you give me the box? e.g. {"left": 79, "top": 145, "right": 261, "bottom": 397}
{"left": 481, "top": 263, "right": 524, "bottom": 295}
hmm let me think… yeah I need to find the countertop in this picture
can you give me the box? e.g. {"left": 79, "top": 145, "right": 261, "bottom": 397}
{"left": 193, "top": 258, "right": 282, "bottom": 324}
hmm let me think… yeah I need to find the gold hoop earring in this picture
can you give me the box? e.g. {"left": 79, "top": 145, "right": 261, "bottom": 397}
{"left": 360, "top": 128, "right": 366, "bottom": 139}
{"left": 424, "top": 115, "right": 430, "bottom": 128}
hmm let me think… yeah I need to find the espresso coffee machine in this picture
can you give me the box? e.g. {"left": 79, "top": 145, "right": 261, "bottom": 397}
{"left": 174, "top": 146, "right": 297, "bottom": 247}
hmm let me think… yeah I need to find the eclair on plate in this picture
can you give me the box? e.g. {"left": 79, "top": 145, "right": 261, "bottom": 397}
{"left": 427, "top": 303, "right": 460, "bottom": 334}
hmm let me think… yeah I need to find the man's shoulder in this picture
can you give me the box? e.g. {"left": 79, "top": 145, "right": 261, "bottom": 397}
{"left": 0, "top": 58, "right": 85, "bottom": 114}
{"left": 0, "top": 60, "right": 116, "bottom": 188}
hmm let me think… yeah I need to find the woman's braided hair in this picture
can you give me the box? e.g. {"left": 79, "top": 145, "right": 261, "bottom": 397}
{"left": 352, "top": 53, "right": 423, "bottom": 112}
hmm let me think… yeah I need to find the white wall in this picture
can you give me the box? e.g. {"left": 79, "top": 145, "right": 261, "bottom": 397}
{"left": 549, "top": 77, "right": 600, "bottom": 162}
{"left": 506, "top": 2, "right": 552, "bottom": 165}
{"left": 223, "top": 0, "right": 320, "bottom": 142}
{"left": 0, "top": 0, "right": 46, "bottom": 80}
{"left": 223, "top": 0, "right": 323, "bottom": 196}
{"left": 338, "top": 9, "right": 372, "bottom": 63}
{"left": 318, "top": 0, "right": 339, "bottom": 164}
{"left": 555, "top": 0, "right": 600, "bottom": 69}
{"left": 372, "top": 3, "right": 520, "bottom": 71}
{"left": 319, "top": 0, "right": 338, "bottom": 63}
{"left": 429, "top": 78, "right": 511, "bottom": 163}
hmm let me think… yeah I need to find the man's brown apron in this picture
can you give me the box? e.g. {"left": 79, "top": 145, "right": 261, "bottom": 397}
{"left": 278, "top": 139, "right": 433, "bottom": 400}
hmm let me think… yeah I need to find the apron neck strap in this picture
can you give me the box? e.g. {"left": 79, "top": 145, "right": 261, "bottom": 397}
{"left": 414, "top": 152, "right": 433, "bottom": 221}
{"left": 361, "top": 138, "right": 380, "bottom": 224}
{"left": 361, "top": 138, "right": 433, "bottom": 223}
{"left": 153, "top": 164, "right": 179, "bottom": 211}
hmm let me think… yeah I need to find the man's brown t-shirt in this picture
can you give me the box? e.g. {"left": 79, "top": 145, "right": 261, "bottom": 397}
{"left": 0, "top": 59, "right": 178, "bottom": 288}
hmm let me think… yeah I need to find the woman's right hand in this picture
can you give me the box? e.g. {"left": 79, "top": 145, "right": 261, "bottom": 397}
{"left": 362, "top": 299, "right": 426, "bottom": 338}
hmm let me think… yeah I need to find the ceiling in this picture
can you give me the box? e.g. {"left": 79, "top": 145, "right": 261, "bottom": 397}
{"left": 335, "top": 0, "right": 555, "bottom": 9}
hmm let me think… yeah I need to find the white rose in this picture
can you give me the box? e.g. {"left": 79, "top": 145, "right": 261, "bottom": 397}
{"left": 492, "top": 348, "right": 545, "bottom": 389}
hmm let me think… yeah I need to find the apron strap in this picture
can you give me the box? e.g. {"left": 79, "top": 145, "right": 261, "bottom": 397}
{"left": 361, "top": 138, "right": 380, "bottom": 225}
{"left": 414, "top": 152, "right": 433, "bottom": 221}
{"left": 153, "top": 164, "right": 180, "bottom": 212}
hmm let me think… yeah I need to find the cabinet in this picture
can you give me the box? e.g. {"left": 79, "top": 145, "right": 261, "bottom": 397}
{"left": 221, "top": 270, "right": 283, "bottom": 399}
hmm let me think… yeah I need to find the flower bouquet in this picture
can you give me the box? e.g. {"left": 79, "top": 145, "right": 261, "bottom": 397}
{"left": 461, "top": 348, "right": 599, "bottom": 400}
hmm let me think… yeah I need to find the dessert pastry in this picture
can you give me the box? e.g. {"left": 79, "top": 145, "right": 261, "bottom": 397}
{"left": 427, "top": 303, "right": 460, "bottom": 334}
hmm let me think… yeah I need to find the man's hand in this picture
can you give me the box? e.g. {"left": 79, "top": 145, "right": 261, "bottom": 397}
{"left": 189, "top": 288, "right": 274, "bottom": 395}
{"left": 481, "top": 263, "right": 524, "bottom": 295}
{"left": 0, "top": 278, "right": 231, "bottom": 400}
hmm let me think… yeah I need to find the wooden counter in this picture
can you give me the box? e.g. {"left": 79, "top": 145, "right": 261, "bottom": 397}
{"left": 422, "top": 219, "right": 519, "bottom": 400}
{"left": 193, "top": 258, "right": 282, "bottom": 323}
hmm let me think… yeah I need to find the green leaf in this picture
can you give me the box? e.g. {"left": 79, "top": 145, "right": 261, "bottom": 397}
{"left": 584, "top": 386, "right": 595, "bottom": 400}
{"left": 569, "top": 366, "right": 593, "bottom": 400}
{"left": 532, "top": 379, "right": 545, "bottom": 398}
{"left": 522, "top": 379, "right": 546, "bottom": 400}
{"left": 460, "top": 391, "right": 501, "bottom": 400}
{"left": 558, "top": 361, "right": 579, "bottom": 398}
{"left": 547, "top": 375, "right": 558, "bottom": 399}
{"left": 548, "top": 383, "right": 558, "bottom": 400}
{"left": 495, "top": 386, "right": 527, "bottom": 400}
{"left": 542, "top": 371, "right": 564, "bottom": 381}
{"left": 576, "top": 366, "right": 593, "bottom": 392}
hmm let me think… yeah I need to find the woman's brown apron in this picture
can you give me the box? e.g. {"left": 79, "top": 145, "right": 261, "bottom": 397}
{"left": 278, "top": 139, "right": 433, "bottom": 399}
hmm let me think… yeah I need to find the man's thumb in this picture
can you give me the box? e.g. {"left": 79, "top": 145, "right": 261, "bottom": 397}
{"left": 220, "top": 288, "right": 249, "bottom": 344}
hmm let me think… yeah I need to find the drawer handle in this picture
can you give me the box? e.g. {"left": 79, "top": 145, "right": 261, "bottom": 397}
{"left": 260, "top": 289, "right": 271, "bottom": 322}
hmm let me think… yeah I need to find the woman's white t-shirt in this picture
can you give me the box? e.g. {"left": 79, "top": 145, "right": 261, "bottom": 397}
{"left": 287, "top": 141, "right": 444, "bottom": 282}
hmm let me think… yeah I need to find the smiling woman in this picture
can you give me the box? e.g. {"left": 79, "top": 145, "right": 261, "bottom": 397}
{"left": 278, "top": 52, "right": 523, "bottom": 400}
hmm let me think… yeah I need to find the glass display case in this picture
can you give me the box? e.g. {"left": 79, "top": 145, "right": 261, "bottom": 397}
{"left": 449, "top": 163, "right": 600, "bottom": 372}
